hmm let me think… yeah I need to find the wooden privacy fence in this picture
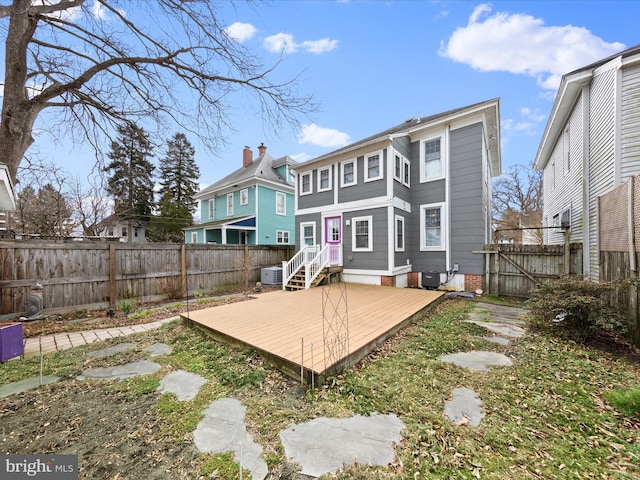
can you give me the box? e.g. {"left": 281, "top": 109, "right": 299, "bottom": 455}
{"left": 480, "top": 241, "right": 583, "bottom": 298}
{"left": 0, "top": 240, "right": 294, "bottom": 318}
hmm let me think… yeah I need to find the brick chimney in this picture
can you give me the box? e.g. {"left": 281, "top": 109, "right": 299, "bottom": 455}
{"left": 257, "top": 143, "right": 267, "bottom": 156}
{"left": 243, "top": 146, "right": 253, "bottom": 168}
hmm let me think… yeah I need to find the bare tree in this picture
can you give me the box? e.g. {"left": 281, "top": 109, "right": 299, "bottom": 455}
{"left": 493, "top": 163, "right": 543, "bottom": 244}
{"left": 0, "top": 0, "right": 316, "bottom": 183}
{"left": 68, "top": 174, "right": 111, "bottom": 236}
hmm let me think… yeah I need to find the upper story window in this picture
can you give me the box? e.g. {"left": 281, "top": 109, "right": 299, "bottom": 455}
{"left": 240, "top": 188, "right": 248, "bottom": 205}
{"left": 365, "top": 152, "right": 383, "bottom": 182}
{"left": 352, "top": 216, "right": 373, "bottom": 251}
{"left": 394, "top": 154, "right": 402, "bottom": 181}
{"left": 341, "top": 159, "right": 356, "bottom": 187}
{"left": 563, "top": 127, "right": 570, "bottom": 174}
{"left": 300, "top": 172, "right": 312, "bottom": 195}
{"left": 423, "top": 138, "right": 442, "bottom": 181}
{"left": 208, "top": 199, "right": 215, "bottom": 220}
{"left": 276, "top": 191, "right": 286, "bottom": 215}
{"left": 227, "top": 193, "right": 234, "bottom": 216}
{"left": 394, "top": 153, "right": 410, "bottom": 187}
{"left": 403, "top": 158, "right": 410, "bottom": 186}
{"left": 318, "top": 166, "right": 332, "bottom": 192}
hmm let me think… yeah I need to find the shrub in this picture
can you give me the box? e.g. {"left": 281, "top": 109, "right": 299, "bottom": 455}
{"left": 118, "top": 299, "right": 135, "bottom": 315}
{"left": 161, "top": 277, "right": 185, "bottom": 300}
{"left": 526, "top": 275, "right": 627, "bottom": 340}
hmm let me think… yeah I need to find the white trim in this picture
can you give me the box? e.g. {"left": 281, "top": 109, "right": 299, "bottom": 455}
{"left": 393, "top": 152, "right": 403, "bottom": 182}
{"left": 364, "top": 151, "right": 383, "bottom": 182}
{"left": 340, "top": 158, "right": 357, "bottom": 187}
{"left": 240, "top": 188, "right": 248, "bottom": 205}
{"left": 275, "top": 191, "right": 286, "bottom": 216}
{"left": 395, "top": 214, "right": 405, "bottom": 252}
{"left": 191, "top": 231, "right": 198, "bottom": 244}
{"left": 403, "top": 157, "right": 410, "bottom": 187}
{"left": 300, "top": 172, "right": 312, "bottom": 195}
{"left": 300, "top": 221, "right": 316, "bottom": 246}
{"left": 208, "top": 198, "right": 215, "bottom": 220}
{"left": 352, "top": 215, "right": 373, "bottom": 252}
{"left": 317, "top": 166, "right": 332, "bottom": 192}
{"left": 296, "top": 195, "right": 391, "bottom": 216}
{"left": 420, "top": 202, "right": 447, "bottom": 251}
{"left": 226, "top": 193, "right": 234, "bottom": 216}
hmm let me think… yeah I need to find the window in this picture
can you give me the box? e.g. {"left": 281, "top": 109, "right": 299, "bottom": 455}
{"left": 394, "top": 154, "right": 402, "bottom": 181}
{"left": 300, "top": 172, "right": 312, "bottom": 195}
{"left": 423, "top": 138, "right": 442, "bottom": 181}
{"left": 341, "top": 160, "right": 356, "bottom": 187}
{"left": 240, "top": 188, "right": 248, "bottom": 205}
{"left": 301, "top": 222, "right": 316, "bottom": 246}
{"left": 395, "top": 215, "right": 405, "bottom": 251}
{"left": 318, "top": 166, "right": 332, "bottom": 192}
{"left": 191, "top": 232, "right": 198, "bottom": 243}
{"left": 107, "top": 228, "right": 113, "bottom": 236}
{"left": 365, "top": 153, "right": 383, "bottom": 182}
{"left": 420, "top": 203, "right": 446, "bottom": 250}
{"left": 394, "top": 153, "right": 410, "bottom": 187}
{"left": 550, "top": 160, "right": 555, "bottom": 191}
{"left": 208, "top": 199, "right": 215, "bottom": 220}
{"left": 227, "top": 193, "right": 234, "bottom": 216}
{"left": 276, "top": 191, "right": 286, "bottom": 215}
{"left": 563, "top": 127, "right": 571, "bottom": 174}
{"left": 134, "top": 228, "right": 139, "bottom": 238}
{"left": 276, "top": 230, "right": 290, "bottom": 244}
{"left": 352, "top": 216, "right": 373, "bottom": 251}
{"left": 122, "top": 227, "right": 128, "bottom": 237}
{"left": 403, "top": 158, "right": 410, "bottom": 187}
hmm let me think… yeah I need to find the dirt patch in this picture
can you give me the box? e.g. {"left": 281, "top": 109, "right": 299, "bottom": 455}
{"left": 0, "top": 380, "right": 198, "bottom": 479}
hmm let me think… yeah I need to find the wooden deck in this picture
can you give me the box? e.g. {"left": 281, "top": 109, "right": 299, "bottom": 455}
{"left": 182, "top": 284, "right": 444, "bottom": 383}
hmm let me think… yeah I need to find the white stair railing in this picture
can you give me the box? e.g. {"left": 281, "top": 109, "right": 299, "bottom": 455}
{"left": 282, "top": 244, "right": 318, "bottom": 289}
{"left": 283, "top": 244, "right": 342, "bottom": 289}
{"left": 305, "top": 244, "right": 331, "bottom": 289}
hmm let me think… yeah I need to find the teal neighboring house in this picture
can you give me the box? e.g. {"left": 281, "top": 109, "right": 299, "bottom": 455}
{"left": 184, "top": 144, "right": 297, "bottom": 245}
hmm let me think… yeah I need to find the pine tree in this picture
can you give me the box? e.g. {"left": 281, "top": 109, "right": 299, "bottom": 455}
{"left": 149, "top": 133, "right": 200, "bottom": 243}
{"left": 104, "top": 123, "right": 155, "bottom": 241}
{"left": 12, "top": 184, "right": 72, "bottom": 236}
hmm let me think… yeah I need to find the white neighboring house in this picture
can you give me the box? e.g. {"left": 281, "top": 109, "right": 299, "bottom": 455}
{"left": 534, "top": 44, "right": 640, "bottom": 281}
{"left": 0, "top": 162, "right": 16, "bottom": 238}
{"left": 95, "top": 214, "right": 148, "bottom": 243}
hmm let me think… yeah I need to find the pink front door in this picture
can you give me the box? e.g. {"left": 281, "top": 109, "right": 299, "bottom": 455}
{"left": 324, "top": 216, "right": 342, "bottom": 265}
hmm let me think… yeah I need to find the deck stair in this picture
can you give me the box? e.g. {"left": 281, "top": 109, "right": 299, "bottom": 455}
{"left": 282, "top": 244, "right": 343, "bottom": 290}
{"left": 285, "top": 266, "right": 342, "bottom": 290}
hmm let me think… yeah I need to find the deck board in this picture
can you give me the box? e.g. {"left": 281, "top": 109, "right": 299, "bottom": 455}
{"left": 182, "top": 284, "right": 443, "bottom": 381}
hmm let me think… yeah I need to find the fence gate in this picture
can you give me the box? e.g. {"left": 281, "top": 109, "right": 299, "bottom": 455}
{"left": 480, "top": 239, "right": 583, "bottom": 298}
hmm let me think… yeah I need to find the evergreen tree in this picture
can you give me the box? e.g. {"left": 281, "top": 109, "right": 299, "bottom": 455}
{"left": 12, "top": 183, "right": 72, "bottom": 236}
{"left": 104, "top": 123, "right": 155, "bottom": 240}
{"left": 149, "top": 133, "right": 200, "bottom": 243}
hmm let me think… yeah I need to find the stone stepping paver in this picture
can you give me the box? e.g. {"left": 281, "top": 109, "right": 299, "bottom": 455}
{"left": 145, "top": 343, "right": 173, "bottom": 357}
{"left": 85, "top": 342, "right": 137, "bottom": 358}
{"left": 158, "top": 370, "right": 206, "bottom": 401}
{"left": 0, "top": 375, "right": 61, "bottom": 399}
{"left": 77, "top": 360, "right": 161, "bottom": 380}
{"left": 464, "top": 319, "right": 525, "bottom": 338}
{"left": 437, "top": 351, "right": 512, "bottom": 371}
{"left": 477, "top": 335, "right": 511, "bottom": 346}
{"left": 194, "top": 398, "right": 268, "bottom": 480}
{"left": 444, "top": 387, "right": 484, "bottom": 427}
{"left": 279, "top": 413, "right": 405, "bottom": 478}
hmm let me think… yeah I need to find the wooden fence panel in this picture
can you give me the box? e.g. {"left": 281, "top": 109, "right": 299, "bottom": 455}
{"left": 0, "top": 240, "right": 293, "bottom": 318}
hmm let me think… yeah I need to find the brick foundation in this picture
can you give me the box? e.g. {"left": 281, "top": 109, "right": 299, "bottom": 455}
{"left": 381, "top": 275, "right": 396, "bottom": 287}
{"left": 464, "top": 274, "right": 483, "bottom": 292}
{"left": 408, "top": 272, "right": 419, "bottom": 288}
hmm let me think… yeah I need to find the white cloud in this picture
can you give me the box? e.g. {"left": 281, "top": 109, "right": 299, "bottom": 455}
{"left": 502, "top": 106, "right": 547, "bottom": 137}
{"left": 439, "top": 3, "right": 626, "bottom": 90}
{"left": 264, "top": 33, "right": 338, "bottom": 54}
{"left": 224, "top": 22, "right": 257, "bottom": 43}
{"left": 91, "top": 0, "right": 125, "bottom": 21}
{"left": 298, "top": 124, "right": 350, "bottom": 148}
{"left": 291, "top": 152, "right": 312, "bottom": 163}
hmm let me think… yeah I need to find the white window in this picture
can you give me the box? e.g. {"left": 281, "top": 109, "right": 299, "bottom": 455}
{"left": 365, "top": 152, "right": 383, "bottom": 182}
{"left": 403, "top": 158, "right": 410, "bottom": 187}
{"left": 191, "top": 232, "right": 198, "bottom": 243}
{"left": 422, "top": 138, "right": 442, "bottom": 181}
{"left": 394, "top": 154, "right": 402, "bottom": 181}
{"left": 318, "top": 166, "right": 332, "bottom": 192}
{"left": 122, "top": 227, "right": 128, "bottom": 237}
{"left": 301, "top": 222, "right": 316, "bottom": 246}
{"left": 208, "top": 199, "right": 215, "bottom": 220}
{"left": 420, "top": 203, "right": 446, "bottom": 250}
{"left": 341, "top": 160, "right": 356, "bottom": 187}
{"left": 395, "top": 215, "right": 405, "bottom": 251}
{"left": 352, "top": 216, "right": 373, "bottom": 252}
{"left": 240, "top": 188, "right": 248, "bottom": 205}
{"left": 276, "top": 191, "right": 286, "bottom": 215}
{"left": 227, "top": 193, "right": 234, "bottom": 216}
{"left": 550, "top": 160, "right": 556, "bottom": 191}
{"left": 276, "top": 230, "right": 290, "bottom": 244}
{"left": 300, "top": 172, "right": 312, "bottom": 195}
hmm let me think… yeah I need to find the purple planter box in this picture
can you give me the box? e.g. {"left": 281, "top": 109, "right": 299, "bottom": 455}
{"left": 0, "top": 323, "right": 24, "bottom": 362}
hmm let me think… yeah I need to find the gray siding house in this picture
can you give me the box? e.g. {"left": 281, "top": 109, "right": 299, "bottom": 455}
{"left": 289, "top": 99, "right": 501, "bottom": 291}
{"left": 534, "top": 44, "right": 640, "bottom": 281}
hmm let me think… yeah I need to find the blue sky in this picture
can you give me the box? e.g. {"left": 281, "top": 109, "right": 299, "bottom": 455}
{"left": 24, "top": 1, "right": 640, "bottom": 190}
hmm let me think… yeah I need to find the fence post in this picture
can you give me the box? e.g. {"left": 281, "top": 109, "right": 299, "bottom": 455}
{"left": 181, "top": 244, "right": 187, "bottom": 296}
{"left": 244, "top": 244, "right": 249, "bottom": 288}
{"left": 109, "top": 243, "right": 116, "bottom": 309}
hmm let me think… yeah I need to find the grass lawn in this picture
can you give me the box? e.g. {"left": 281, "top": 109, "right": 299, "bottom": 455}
{"left": 1, "top": 297, "right": 638, "bottom": 479}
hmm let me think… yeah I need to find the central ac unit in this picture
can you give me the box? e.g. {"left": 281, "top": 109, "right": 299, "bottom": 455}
{"left": 261, "top": 266, "right": 283, "bottom": 285}
{"left": 422, "top": 271, "right": 441, "bottom": 290}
